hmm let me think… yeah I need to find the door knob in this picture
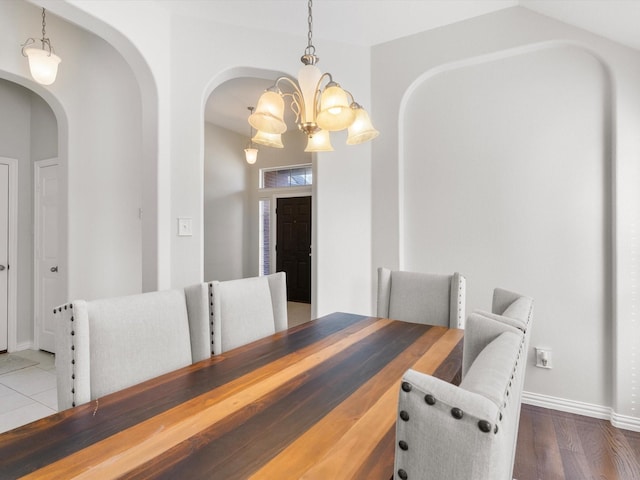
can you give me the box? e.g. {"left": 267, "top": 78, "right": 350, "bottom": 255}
{"left": 0, "top": 265, "right": 5, "bottom": 271}
{"left": 50, "top": 266, "right": 58, "bottom": 273}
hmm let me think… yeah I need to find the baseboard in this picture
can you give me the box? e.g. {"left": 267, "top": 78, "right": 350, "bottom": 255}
{"left": 12, "top": 341, "right": 35, "bottom": 352}
{"left": 611, "top": 411, "right": 640, "bottom": 432}
{"left": 522, "top": 391, "right": 640, "bottom": 432}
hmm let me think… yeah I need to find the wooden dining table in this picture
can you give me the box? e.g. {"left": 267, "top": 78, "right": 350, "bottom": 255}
{"left": 0, "top": 312, "right": 463, "bottom": 479}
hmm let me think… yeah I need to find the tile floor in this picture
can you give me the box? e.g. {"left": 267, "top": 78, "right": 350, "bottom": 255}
{"left": 0, "top": 349, "right": 57, "bottom": 434}
{"left": 287, "top": 301, "right": 312, "bottom": 327}
{"left": 0, "top": 302, "right": 312, "bottom": 435}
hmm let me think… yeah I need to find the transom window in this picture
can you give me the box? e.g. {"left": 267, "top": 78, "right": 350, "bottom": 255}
{"left": 260, "top": 165, "right": 312, "bottom": 189}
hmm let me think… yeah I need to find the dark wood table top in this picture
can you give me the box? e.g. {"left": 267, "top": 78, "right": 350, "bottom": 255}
{"left": 0, "top": 312, "right": 463, "bottom": 479}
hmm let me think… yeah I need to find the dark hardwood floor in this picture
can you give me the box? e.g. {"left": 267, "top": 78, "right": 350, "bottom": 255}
{"left": 514, "top": 404, "right": 640, "bottom": 480}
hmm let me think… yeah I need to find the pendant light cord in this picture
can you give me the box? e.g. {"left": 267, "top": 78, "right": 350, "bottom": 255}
{"left": 41, "top": 8, "right": 47, "bottom": 42}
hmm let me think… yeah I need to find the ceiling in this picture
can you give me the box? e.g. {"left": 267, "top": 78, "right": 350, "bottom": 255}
{"left": 188, "top": 0, "right": 640, "bottom": 135}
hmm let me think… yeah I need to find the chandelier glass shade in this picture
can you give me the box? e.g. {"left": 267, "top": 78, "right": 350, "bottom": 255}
{"left": 21, "top": 8, "right": 61, "bottom": 86}
{"left": 346, "top": 106, "right": 379, "bottom": 145}
{"left": 251, "top": 91, "right": 287, "bottom": 134}
{"left": 304, "top": 129, "right": 333, "bottom": 152}
{"left": 249, "top": 0, "right": 378, "bottom": 152}
{"left": 252, "top": 130, "right": 284, "bottom": 148}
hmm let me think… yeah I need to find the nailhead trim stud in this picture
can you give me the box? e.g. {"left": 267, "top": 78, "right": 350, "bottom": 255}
{"left": 478, "top": 420, "right": 492, "bottom": 433}
{"left": 451, "top": 407, "right": 463, "bottom": 419}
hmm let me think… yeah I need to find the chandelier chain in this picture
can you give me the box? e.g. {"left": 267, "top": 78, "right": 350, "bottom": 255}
{"left": 306, "top": 0, "right": 314, "bottom": 54}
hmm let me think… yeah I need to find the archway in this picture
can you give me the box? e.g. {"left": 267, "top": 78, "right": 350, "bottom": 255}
{"left": 202, "top": 69, "right": 314, "bottom": 325}
{"left": 0, "top": 76, "right": 65, "bottom": 352}
{"left": 400, "top": 43, "right": 614, "bottom": 409}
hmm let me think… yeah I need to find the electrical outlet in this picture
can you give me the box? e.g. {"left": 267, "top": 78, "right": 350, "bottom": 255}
{"left": 535, "top": 347, "right": 552, "bottom": 369}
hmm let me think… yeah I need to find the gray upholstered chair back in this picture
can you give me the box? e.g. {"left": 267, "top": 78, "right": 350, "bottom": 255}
{"left": 208, "top": 272, "right": 288, "bottom": 353}
{"left": 394, "top": 288, "right": 533, "bottom": 480}
{"left": 54, "top": 284, "right": 211, "bottom": 411}
{"left": 377, "top": 267, "right": 466, "bottom": 328}
{"left": 463, "top": 288, "right": 534, "bottom": 375}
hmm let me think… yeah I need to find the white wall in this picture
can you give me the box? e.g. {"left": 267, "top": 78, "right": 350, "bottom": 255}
{"left": 30, "top": 94, "right": 57, "bottom": 161}
{"left": 0, "top": 80, "right": 57, "bottom": 347}
{"left": 62, "top": 22, "right": 143, "bottom": 301}
{"left": 48, "top": 0, "right": 171, "bottom": 293}
{"left": 314, "top": 141, "right": 372, "bottom": 317}
{"left": 203, "top": 123, "right": 249, "bottom": 281}
{"left": 402, "top": 46, "right": 610, "bottom": 407}
{"left": 372, "top": 6, "right": 640, "bottom": 425}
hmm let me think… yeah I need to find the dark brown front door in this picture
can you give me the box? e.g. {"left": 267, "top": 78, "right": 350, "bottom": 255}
{"left": 276, "top": 196, "right": 311, "bottom": 303}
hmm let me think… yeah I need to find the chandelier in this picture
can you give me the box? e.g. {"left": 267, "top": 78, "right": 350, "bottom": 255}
{"left": 249, "top": 0, "right": 379, "bottom": 152}
{"left": 20, "top": 8, "right": 61, "bottom": 86}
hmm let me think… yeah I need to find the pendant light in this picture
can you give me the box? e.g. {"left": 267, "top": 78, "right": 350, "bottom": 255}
{"left": 249, "top": 0, "right": 378, "bottom": 151}
{"left": 21, "top": 8, "right": 61, "bottom": 86}
{"left": 244, "top": 107, "right": 259, "bottom": 165}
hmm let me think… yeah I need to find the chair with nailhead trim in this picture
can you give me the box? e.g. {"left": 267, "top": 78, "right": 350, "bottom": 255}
{"left": 377, "top": 267, "right": 466, "bottom": 328}
{"left": 394, "top": 289, "right": 533, "bottom": 480}
{"left": 208, "top": 272, "right": 288, "bottom": 353}
{"left": 53, "top": 284, "right": 211, "bottom": 411}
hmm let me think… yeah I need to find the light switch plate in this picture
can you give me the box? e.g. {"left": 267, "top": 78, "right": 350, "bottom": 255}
{"left": 178, "top": 217, "right": 193, "bottom": 236}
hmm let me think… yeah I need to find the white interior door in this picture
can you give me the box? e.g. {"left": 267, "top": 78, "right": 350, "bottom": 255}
{"left": 0, "top": 163, "right": 8, "bottom": 352}
{"left": 35, "top": 159, "right": 61, "bottom": 353}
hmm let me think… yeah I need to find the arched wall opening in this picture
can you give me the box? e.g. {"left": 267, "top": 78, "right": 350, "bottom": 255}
{"left": 399, "top": 44, "right": 614, "bottom": 407}
{"left": 0, "top": 74, "right": 66, "bottom": 352}
{"left": 0, "top": 0, "right": 151, "bottom": 351}
{"left": 202, "top": 67, "right": 314, "bottom": 323}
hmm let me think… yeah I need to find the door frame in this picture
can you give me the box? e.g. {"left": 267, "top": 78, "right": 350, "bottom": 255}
{"left": 274, "top": 195, "right": 313, "bottom": 303}
{"left": 0, "top": 157, "right": 18, "bottom": 352}
{"left": 259, "top": 189, "right": 313, "bottom": 307}
{"left": 33, "top": 157, "right": 59, "bottom": 351}
{"left": 266, "top": 190, "right": 312, "bottom": 276}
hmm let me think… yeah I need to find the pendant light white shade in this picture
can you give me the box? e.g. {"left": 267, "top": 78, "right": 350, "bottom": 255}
{"left": 304, "top": 130, "right": 333, "bottom": 152}
{"left": 252, "top": 130, "right": 284, "bottom": 148}
{"left": 346, "top": 107, "right": 380, "bottom": 145}
{"left": 244, "top": 147, "right": 258, "bottom": 164}
{"left": 24, "top": 48, "right": 61, "bottom": 85}
{"left": 249, "top": 91, "right": 287, "bottom": 134}
{"left": 21, "top": 9, "right": 61, "bottom": 86}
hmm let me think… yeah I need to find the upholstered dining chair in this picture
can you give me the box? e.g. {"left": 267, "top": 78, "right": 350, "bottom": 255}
{"left": 393, "top": 288, "right": 533, "bottom": 480}
{"left": 377, "top": 267, "right": 466, "bottom": 328}
{"left": 54, "top": 284, "right": 211, "bottom": 411}
{"left": 208, "top": 272, "right": 288, "bottom": 353}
